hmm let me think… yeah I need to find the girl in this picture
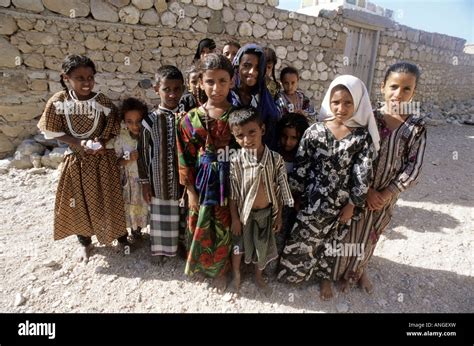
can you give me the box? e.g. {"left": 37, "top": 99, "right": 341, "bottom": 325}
{"left": 277, "top": 75, "right": 379, "bottom": 300}
{"left": 222, "top": 41, "right": 240, "bottom": 63}
{"left": 37, "top": 54, "right": 128, "bottom": 263}
{"left": 264, "top": 47, "right": 280, "bottom": 99}
{"left": 230, "top": 44, "right": 281, "bottom": 151}
{"left": 115, "top": 97, "right": 149, "bottom": 241}
{"left": 177, "top": 53, "right": 235, "bottom": 292}
{"left": 276, "top": 66, "right": 317, "bottom": 123}
{"left": 193, "top": 38, "right": 216, "bottom": 63}
{"left": 274, "top": 113, "right": 309, "bottom": 256}
{"left": 336, "top": 62, "right": 427, "bottom": 294}
{"left": 179, "top": 65, "right": 204, "bottom": 113}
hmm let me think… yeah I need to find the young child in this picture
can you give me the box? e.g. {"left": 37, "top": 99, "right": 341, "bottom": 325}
{"left": 274, "top": 113, "right": 309, "bottom": 256}
{"left": 336, "top": 62, "right": 427, "bottom": 294}
{"left": 277, "top": 75, "right": 379, "bottom": 301}
{"left": 193, "top": 38, "right": 216, "bottom": 63}
{"left": 230, "top": 44, "right": 281, "bottom": 151}
{"left": 179, "top": 65, "right": 203, "bottom": 113}
{"left": 222, "top": 41, "right": 240, "bottom": 63}
{"left": 37, "top": 54, "right": 128, "bottom": 263}
{"left": 137, "top": 65, "right": 185, "bottom": 263}
{"left": 177, "top": 53, "right": 235, "bottom": 292}
{"left": 229, "top": 107, "right": 294, "bottom": 294}
{"left": 276, "top": 66, "right": 317, "bottom": 123}
{"left": 264, "top": 47, "right": 281, "bottom": 99}
{"left": 115, "top": 97, "right": 149, "bottom": 241}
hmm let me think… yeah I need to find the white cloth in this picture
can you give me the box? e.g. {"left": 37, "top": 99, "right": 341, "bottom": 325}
{"left": 318, "top": 75, "right": 380, "bottom": 151}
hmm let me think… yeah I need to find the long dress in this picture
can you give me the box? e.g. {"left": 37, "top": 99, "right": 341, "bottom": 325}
{"left": 114, "top": 127, "right": 149, "bottom": 231}
{"left": 37, "top": 90, "right": 126, "bottom": 244}
{"left": 277, "top": 122, "right": 377, "bottom": 283}
{"left": 177, "top": 106, "right": 234, "bottom": 278}
{"left": 334, "top": 109, "right": 427, "bottom": 283}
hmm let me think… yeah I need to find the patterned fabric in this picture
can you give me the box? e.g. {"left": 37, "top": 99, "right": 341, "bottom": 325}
{"left": 275, "top": 90, "right": 317, "bottom": 123}
{"left": 179, "top": 91, "right": 199, "bottom": 113}
{"left": 177, "top": 106, "right": 234, "bottom": 277}
{"left": 334, "top": 109, "right": 427, "bottom": 283}
{"left": 277, "top": 122, "right": 377, "bottom": 283}
{"left": 150, "top": 197, "right": 180, "bottom": 256}
{"left": 114, "top": 127, "right": 149, "bottom": 230}
{"left": 229, "top": 146, "right": 294, "bottom": 226}
{"left": 265, "top": 77, "right": 280, "bottom": 99}
{"left": 232, "top": 205, "right": 278, "bottom": 270}
{"left": 37, "top": 90, "right": 126, "bottom": 244}
{"left": 137, "top": 106, "right": 180, "bottom": 201}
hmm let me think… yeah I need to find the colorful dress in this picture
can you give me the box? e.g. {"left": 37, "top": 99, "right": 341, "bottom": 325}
{"left": 275, "top": 90, "right": 317, "bottom": 123}
{"left": 277, "top": 122, "right": 377, "bottom": 283}
{"left": 114, "top": 127, "right": 149, "bottom": 231}
{"left": 37, "top": 90, "right": 126, "bottom": 244}
{"left": 177, "top": 106, "right": 234, "bottom": 277}
{"left": 334, "top": 109, "right": 427, "bottom": 283}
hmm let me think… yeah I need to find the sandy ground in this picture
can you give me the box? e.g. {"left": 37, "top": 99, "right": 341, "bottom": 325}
{"left": 0, "top": 123, "right": 472, "bottom": 313}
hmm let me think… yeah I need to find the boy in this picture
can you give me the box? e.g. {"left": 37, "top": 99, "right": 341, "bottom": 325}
{"left": 222, "top": 41, "right": 240, "bottom": 63}
{"left": 137, "top": 65, "right": 185, "bottom": 263}
{"left": 228, "top": 107, "right": 294, "bottom": 294}
{"left": 276, "top": 66, "right": 317, "bottom": 123}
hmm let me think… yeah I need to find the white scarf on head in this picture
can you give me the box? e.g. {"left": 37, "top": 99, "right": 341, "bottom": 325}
{"left": 318, "top": 75, "right": 380, "bottom": 151}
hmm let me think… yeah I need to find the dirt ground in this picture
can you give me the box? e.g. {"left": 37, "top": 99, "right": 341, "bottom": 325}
{"left": 0, "top": 123, "right": 472, "bottom": 313}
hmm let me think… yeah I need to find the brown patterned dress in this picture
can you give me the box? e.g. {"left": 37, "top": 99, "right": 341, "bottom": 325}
{"left": 37, "top": 90, "right": 126, "bottom": 244}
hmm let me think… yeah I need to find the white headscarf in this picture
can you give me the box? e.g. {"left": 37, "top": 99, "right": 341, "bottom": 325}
{"left": 318, "top": 75, "right": 380, "bottom": 151}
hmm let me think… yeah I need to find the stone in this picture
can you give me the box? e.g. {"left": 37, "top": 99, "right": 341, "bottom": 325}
{"left": 16, "top": 139, "right": 45, "bottom": 156}
{"left": 316, "top": 52, "right": 324, "bottom": 62}
{"left": 317, "top": 27, "right": 326, "bottom": 37}
{"left": 177, "top": 17, "right": 192, "bottom": 30}
{"left": 266, "top": 18, "right": 277, "bottom": 30}
{"left": 317, "top": 61, "right": 327, "bottom": 71}
{"left": 110, "top": 0, "right": 129, "bottom": 7}
{"left": 85, "top": 36, "right": 105, "bottom": 50}
{"left": 42, "top": 0, "right": 90, "bottom": 17}
{"left": 14, "top": 293, "right": 26, "bottom": 307}
{"left": 253, "top": 24, "right": 266, "bottom": 38}
{"left": 184, "top": 4, "right": 198, "bottom": 17}
{"left": 41, "top": 147, "right": 67, "bottom": 169}
{"left": 275, "top": 46, "right": 287, "bottom": 59}
{"left": 0, "top": 38, "right": 20, "bottom": 68}
{"left": 297, "top": 50, "right": 308, "bottom": 60}
{"left": 198, "top": 7, "right": 211, "bottom": 18}
{"left": 320, "top": 37, "right": 332, "bottom": 48}
{"left": 251, "top": 13, "right": 266, "bottom": 25}
{"left": 225, "top": 21, "right": 238, "bottom": 36}
{"left": 168, "top": 1, "right": 182, "bottom": 15}
{"left": 0, "top": 158, "right": 11, "bottom": 173}
{"left": 267, "top": 29, "right": 282, "bottom": 40}
{"left": 25, "top": 32, "right": 58, "bottom": 45}
{"left": 292, "top": 30, "right": 301, "bottom": 41}
{"left": 24, "top": 54, "right": 44, "bottom": 69}
{"left": 154, "top": 0, "right": 167, "bottom": 13}
{"left": 319, "top": 71, "right": 328, "bottom": 81}
{"left": 193, "top": 0, "right": 206, "bottom": 5}
{"left": 0, "top": 0, "right": 10, "bottom": 6}
{"left": 0, "top": 14, "right": 18, "bottom": 35}
{"left": 208, "top": 10, "right": 224, "bottom": 34}
{"left": 12, "top": 0, "right": 44, "bottom": 12}
{"left": 131, "top": 0, "right": 153, "bottom": 10}
{"left": 34, "top": 134, "right": 58, "bottom": 148}
{"left": 235, "top": 10, "right": 250, "bottom": 22}
{"left": 301, "top": 70, "right": 311, "bottom": 80}
{"left": 192, "top": 18, "right": 207, "bottom": 33}
{"left": 0, "top": 134, "right": 14, "bottom": 158}
{"left": 283, "top": 25, "right": 293, "bottom": 40}
{"left": 161, "top": 11, "right": 177, "bottom": 27}
{"left": 91, "top": 0, "right": 119, "bottom": 22}
{"left": 238, "top": 22, "right": 252, "bottom": 37}
{"left": 207, "top": 0, "right": 222, "bottom": 10}
{"left": 119, "top": 5, "right": 140, "bottom": 24}
{"left": 222, "top": 7, "right": 233, "bottom": 22}
{"left": 301, "top": 35, "right": 311, "bottom": 45}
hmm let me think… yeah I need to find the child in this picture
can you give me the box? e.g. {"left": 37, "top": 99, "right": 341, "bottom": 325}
{"left": 37, "top": 54, "right": 128, "bottom": 263}
{"left": 177, "top": 53, "right": 235, "bottom": 292}
{"left": 193, "top": 38, "right": 216, "bottom": 63}
{"left": 264, "top": 47, "right": 281, "bottom": 99}
{"left": 229, "top": 107, "right": 294, "bottom": 294}
{"left": 179, "top": 65, "right": 203, "bottom": 113}
{"left": 336, "top": 62, "right": 427, "bottom": 294}
{"left": 137, "top": 65, "right": 185, "bottom": 263}
{"left": 274, "top": 113, "right": 309, "bottom": 256}
{"left": 276, "top": 66, "right": 317, "bottom": 123}
{"left": 222, "top": 41, "right": 240, "bottom": 63}
{"left": 230, "top": 44, "right": 281, "bottom": 151}
{"left": 115, "top": 97, "right": 149, "bottom": 241}
{"left": 277, "top": 75, "right": 379, "bottom": 301}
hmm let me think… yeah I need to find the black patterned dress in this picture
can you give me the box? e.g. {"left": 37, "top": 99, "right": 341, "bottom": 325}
{"left": 277, "top": 122, "right": 377, "bottom": 283}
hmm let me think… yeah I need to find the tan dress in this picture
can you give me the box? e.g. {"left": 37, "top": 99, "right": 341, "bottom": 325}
{"left": 37, "top": 90, "right": 126, "bottom": 244}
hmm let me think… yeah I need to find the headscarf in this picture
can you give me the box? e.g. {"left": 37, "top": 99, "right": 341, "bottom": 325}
{"left": 193, "top": 38, "right": 216, "bottom": 62}
{"left": 231, "top": 43, "right": 280, "bottom": 150}
{"left": 318, "top": 75, "right": 380, "bottom": 151}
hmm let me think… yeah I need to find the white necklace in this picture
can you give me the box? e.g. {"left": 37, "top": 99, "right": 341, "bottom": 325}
{"left": 64, "top": 90, "right": 101, "bottom": 139}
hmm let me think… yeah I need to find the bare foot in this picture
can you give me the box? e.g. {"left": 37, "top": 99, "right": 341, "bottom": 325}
{"left": 255, "top": 271, "right": 272, "bottom": 296}
{"left": 212, "top": 275, "right": 227, "bottom": 293}
{"left": 192, "top": 272, "right": 207, "bottom": 283}
{"left": 358, "top": 271, "right": 374, "bottom": 294}
{"left": 150, "top": 255, "right": 164, "bottom": 265}
{"left": 229, "top": 272, "right": 241, "bottom": 294}
{"left": 76, "top": 244, "right": 92, "bottom": 263}
{"left": 320, "top": 279, "right": 334, "bottom": 300}
{"left": 338, "top": 278, "right": 351, "bottom": 293}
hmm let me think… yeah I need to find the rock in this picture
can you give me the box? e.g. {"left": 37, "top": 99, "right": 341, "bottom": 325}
{"left": 91, "top": 0, "right": 119, "bottom": 22}
{"left": 253, "top": 24, "right": 266, "bottom": 38}
{"left": 31, "top": 286, "right": 45, "bottom": 297}
{"left": 14, "top": 293, "right": 26, "bottom": 307}
{"left": 85, "top": 36, "right": 105, "bottom": 50}
{"left": 24, "top": 54, "right": 44, "bottom": 69}
{"left": 222, "top": 7, "right": 233, "bottom": 22}
{"left": 208, "top": 10, "right": 224, "bottom": 34}
{"left": 378, "top": 299, "right": 388, "bottom": 307}
{"left": 336, "top": 302, "right": 349, "bottom": 313}
{"left": 110, "top": 0, "right": 129, "bottom": 7}
{"left": 154, "top": 0, "right": 167, "bottom": 13}
{"left": 33, "top": 134, "right": 58, "bottom": 148}
{"left": 131, "top": 0, "right": 153, "bottom": 10}
{"left": 42, "top": 259, "right": 59, "bottom": 267}
{"left": 17, "top": 139, "right": 45, "bottom": 156}
{"left": 268, "top": 29, "right": 283, "bottom": 40}
{"left": 12, "top": 0, "right": 44, "bottom": 12}
{"left": 275, "top": 46, "right": 287, "bottom": 59}
{"left": 0, "top": 158, "right": 11, "bottom": 173}
{"left": 28, "top": 167, "right": 46, "bottom": 174}
{"left": 0, "top": 0, "right": 11, "bottom": 7}
{"left": 42, "top": 0, "right": 90, "bottom": 17}
{"left": 141, "top": 8, "right": 160, "bottom": 25}
{"left": 431, "top": 160, "right": 440, "bottom": 166}
{"left": 266, "top": 18, "right": 277, "bottom": 30}
{"left": 207, "top": 0, "right": 222, "bottom": 10}
{"left": 161, "top": 11, "right": 177, "bottom": 27}
{"left": 238, "top": 22, "right": 252, "bottom": 37}
{"left": 0, "top": 13, "right": 18, "bottom": 35}
{"left": 235, "top": 10, "right": 250, "bottom": 22}
{"left": 0, "top": 37, "right": 21, "bottom": 68}
{"left": 25, "top": 32, "right": 58, "bottom": 45}
{"left": 119, "top": 5, "right": 140, "bottom": 24}
{"left": 137, "top": 293, "right": 142, "bottom": 302}
{"left": 41, "top": 147, "right": 67, "bottom": 169}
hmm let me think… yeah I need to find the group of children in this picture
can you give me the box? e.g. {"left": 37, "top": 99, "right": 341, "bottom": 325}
{"left": 37, "top": 37, "right": 427, "bottom": 299}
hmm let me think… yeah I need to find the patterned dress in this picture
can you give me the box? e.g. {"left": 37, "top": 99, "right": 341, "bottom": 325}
{"left": 275, "top": 90, "right": 317, "bottom": 123}
{"left": 177, "top": 107, "right": 234, "bottom": 277}
{"left": 114, "top": 127, "right": 149, "bottom": 231}
{"left": 277, "top": 122, "right": 377, "bottom": 283}
{"left": 37, "top": 90, "right": 126, "bottom": 244}
{"left": 335, "top": 109, "right": 427, "bottom": 283}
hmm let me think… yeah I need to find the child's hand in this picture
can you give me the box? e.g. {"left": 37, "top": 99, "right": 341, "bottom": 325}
{"left": 339, "top": 203, "right": 354, "bottom": 224}
{"left": 367, "top": 188, "right": 385, "bottom": 211}
{"left": 273, "top": 213, "right": 282, "bottom": 233}
{"left": 142, "top": 183, "right": 152, "bottom": 204}
{"left": 128, "top": 150, "right": 139, "bottom": 161}
{"left": 231, "top": 219, "right": 242, "bottom": 236}
{"left": 187, "top": 189, "right": 199, "bottom": 210}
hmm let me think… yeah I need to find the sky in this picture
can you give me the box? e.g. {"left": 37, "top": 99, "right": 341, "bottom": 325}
{"left": 277, "top": 0, "right": 474, "bottom": 43}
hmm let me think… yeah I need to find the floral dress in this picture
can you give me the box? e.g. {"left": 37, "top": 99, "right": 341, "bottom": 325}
{"left": 277, "top": 122, "right": 377, "bottom": 283}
